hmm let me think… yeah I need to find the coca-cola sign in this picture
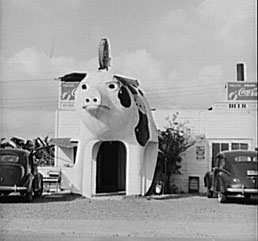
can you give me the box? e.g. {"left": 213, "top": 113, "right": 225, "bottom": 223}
{"left": 60, "top": 81, "right": 80, "bottom": 109}
{"left": 227, "top": 82, "right": 257, "bottom": 101}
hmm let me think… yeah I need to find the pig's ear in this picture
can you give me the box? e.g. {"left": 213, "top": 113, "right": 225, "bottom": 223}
{"left": 114, "top": 75, "right": 139, "bottom": 88}
{"left": 59, "top": 72, "right": 87, "bottom": 82}
{"left": 114, "top": 74, "right": 139, "bottom": 95}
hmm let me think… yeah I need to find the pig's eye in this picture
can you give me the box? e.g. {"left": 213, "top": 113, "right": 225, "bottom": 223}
{"left": 82, "top": 84, "right": 88, "bottom": 90}
{"left": 107, "top": 82, "right": 119, "bottom": 90}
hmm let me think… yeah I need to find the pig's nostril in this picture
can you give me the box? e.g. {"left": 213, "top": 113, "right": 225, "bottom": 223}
{"left": 85, "top": 98, "right": 90, "bottom": 103}
{"left": 93, "top": 98, "right": 98, "bottom": 102}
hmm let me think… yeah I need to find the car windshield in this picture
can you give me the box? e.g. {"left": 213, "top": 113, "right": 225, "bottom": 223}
{"left": 234, "top": 155, "right": 257, "bottom": 162}
{"left": 0, "top": 154, "right": 19, "bottom": 162}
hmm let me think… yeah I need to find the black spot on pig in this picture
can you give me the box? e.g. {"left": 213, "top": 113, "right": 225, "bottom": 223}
{"left": 134, "top": 110, "right": 150, "bottom": 146}
{"left": 118, "top": 86, "right": 131, "bottom": 108}
{"left": 114, "top": 75, "right": 150, "bottom": 145}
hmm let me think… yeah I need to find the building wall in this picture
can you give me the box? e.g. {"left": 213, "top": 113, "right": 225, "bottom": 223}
{"left": 169, "top": 137, "right": 210, "bottom": 194}
{"left": 55, "top": 110, "right": 79, "bottom": 138}
{"left": 152, "top": 102, "right": 257, "bottom": 194}
{"left": 205, "top": 103, "right": 257, "bottom": 149}
{"left": 55, "top": 110, "right": 79, "bottom": 167}
{"left": 55, "top": 104, "right": 257, "bottom": 194}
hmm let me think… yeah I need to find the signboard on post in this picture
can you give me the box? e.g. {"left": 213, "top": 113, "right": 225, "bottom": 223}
{"left": 59, "top": 81, "right": 80, "bottom": 109}
{"left": 227, "top": 82, "right": 257, "bottom": 101}
{"left": 58, "top": 72, "right": 86, "bottom": 110}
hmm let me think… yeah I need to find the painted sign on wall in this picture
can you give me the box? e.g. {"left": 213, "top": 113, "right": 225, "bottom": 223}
{"left": 196, "top": 145, "right": 205, "bottom": 160}
{"left": 59, "top": 81, "right": 80, "bottom": 109}
{"left": 227, "top": 82, "right": 257, "bottom": 101}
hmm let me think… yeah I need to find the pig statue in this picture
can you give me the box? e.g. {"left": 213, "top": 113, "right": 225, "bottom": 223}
{"left": 70, "top": 40, "right": 158, "bottom": 197}
{"left": 70, "top": 70, "right": 158, "bottom": 197}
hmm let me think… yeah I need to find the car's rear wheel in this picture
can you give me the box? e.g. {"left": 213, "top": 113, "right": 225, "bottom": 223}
{"left": 34, "top": 188, "right": 43, "bottom": 198}
{"left": 34, "top": 177, "right": 43, "bottom": 198}
{"left": 25, "top": 190, "right": 33, "bottom": 202}
{"left": 207, "top": 188, "right": 213, "bottom": 198}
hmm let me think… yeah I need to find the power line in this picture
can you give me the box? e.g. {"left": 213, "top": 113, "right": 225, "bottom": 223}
{"left": 146, "top": 88, "right": 222, "bottom": 98}
{"left": 2, "top": 96, "right": 57, "bottom": 100}
{"left": 144, "top": 85, "right": 222, "bottom": 94}
{"left": 1, "top": 97, "right": 57, "bottom": 101}
{"left": 0, "top": 78, "right": 56, "bottom": 83}
{"left": 0, "top": 102, "right": 58, "bottom": 108}
{"left": 1, "top": 104, "right": 57, "bottom": 108}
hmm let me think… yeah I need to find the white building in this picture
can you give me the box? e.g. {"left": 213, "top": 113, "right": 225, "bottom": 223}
{"left": 153, "top": 99, "right": 257, "bottom": 193}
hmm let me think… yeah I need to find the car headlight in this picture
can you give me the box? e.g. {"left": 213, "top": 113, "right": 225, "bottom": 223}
{"left": 231, "top": 178, "right": 242, "bottom": 188}
{"left": 232, "top": 178, "right": 240, "bottom": 183}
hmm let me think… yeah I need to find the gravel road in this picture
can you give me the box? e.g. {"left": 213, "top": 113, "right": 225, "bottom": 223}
{"left": 0, "top": 193, "right": 257, "bottom": 241}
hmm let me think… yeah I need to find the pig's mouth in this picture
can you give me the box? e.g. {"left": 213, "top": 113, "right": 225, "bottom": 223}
{"left": 82, "top": 105, "right": 110, "bottom": 117}
{"left": 82, "top": 105, "right": 110, "bottom": 111}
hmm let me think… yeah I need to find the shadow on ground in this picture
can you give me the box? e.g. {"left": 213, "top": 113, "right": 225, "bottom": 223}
{"left": 149, "top": 193, "right": 258, "bottom": 205}
{"left": 222, "top": 197, "right": 258, "bottom": 205}
{"left": 0, "top": 193, "right": 83, "bottom": 204}
{"left": 148, "top": 193, "right": 203, "bottom": 200}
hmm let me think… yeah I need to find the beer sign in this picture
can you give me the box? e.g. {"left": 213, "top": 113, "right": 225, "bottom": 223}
{"left": 227, "top": 82, "right": 257, "bottom": 101}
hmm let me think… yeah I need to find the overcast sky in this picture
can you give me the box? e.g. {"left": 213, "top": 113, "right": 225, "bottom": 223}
{"left": 0, "top": 0, "right": 257, "bottom": 139}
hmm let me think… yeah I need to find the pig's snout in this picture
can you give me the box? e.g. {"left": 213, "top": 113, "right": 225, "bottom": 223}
{"left": 85, "top": 96, "right": 101, "bottom": 105}
{"left": 82, "top": 88, "right": 101, "bottom": 109}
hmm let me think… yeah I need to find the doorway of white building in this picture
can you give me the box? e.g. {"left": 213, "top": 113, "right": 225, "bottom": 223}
{"left": 96, "top": 141, "right": 126, "bottom": 194}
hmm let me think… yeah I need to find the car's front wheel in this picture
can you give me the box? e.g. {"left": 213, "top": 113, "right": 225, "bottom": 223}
{"left": 217, "top": 182, "right": 227, "bottom": 203}
{"left": 218, "top": 179, "right": 227, "bottom": 203}
{"left": 218, "top": 192, "right": 227, "bottom": 203}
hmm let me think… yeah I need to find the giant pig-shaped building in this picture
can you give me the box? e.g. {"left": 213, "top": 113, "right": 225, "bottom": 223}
{"left": 71, "top": 70, "right": 158, "bottom": 197}
{"left": 66, "top": 39, "right": 158, "bottom": 197}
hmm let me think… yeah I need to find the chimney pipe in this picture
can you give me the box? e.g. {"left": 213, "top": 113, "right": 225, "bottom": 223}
{"left": 236, "top": 63, "right": 245, "bottom": 81}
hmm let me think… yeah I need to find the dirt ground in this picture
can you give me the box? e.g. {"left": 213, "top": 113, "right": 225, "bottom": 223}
{"left": 0, "top": 193, "right": 257, "bottom": 241}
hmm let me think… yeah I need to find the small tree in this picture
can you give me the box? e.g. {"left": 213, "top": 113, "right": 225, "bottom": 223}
{"left": 156, "top": 113, "right": 195, "bottom": 194}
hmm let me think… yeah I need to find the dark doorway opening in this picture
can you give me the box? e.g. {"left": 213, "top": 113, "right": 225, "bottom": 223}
{"left": 96, "top": 141, "right": 126, "bottom": 193}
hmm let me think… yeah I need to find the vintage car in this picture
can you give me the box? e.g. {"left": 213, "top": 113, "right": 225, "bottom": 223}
{"left": 204, "top": 150, "right": 258, "bottom": 203}
{"left": 0, "top": 148, "right": 43, "bottom": 201}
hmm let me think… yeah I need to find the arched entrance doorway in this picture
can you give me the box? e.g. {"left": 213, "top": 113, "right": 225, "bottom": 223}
{"left": 96, "top": 141, "right": 126, "bottom": 193}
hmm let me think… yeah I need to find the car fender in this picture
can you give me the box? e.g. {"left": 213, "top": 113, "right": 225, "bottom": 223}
{"left": 33, "top": 173, "right": 43, "bottom": 192}
{"left": 204, "top": 172, "right": 213, "bottom": 188}
{"left": 25, "top": 174, "right": 34, "bottom": 193}
{"left": 214, "top": 168, "right": 232, "bottom": 185}
{"left": 216, "top": 175, "right": 228, "bottom": 193}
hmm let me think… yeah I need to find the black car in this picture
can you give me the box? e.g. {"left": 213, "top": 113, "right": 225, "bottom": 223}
{"left": 204, "top": 150, "right": 258, "bottom": 203}
{"left": 0, "top": 148, "right": 43, "bottom": 201}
